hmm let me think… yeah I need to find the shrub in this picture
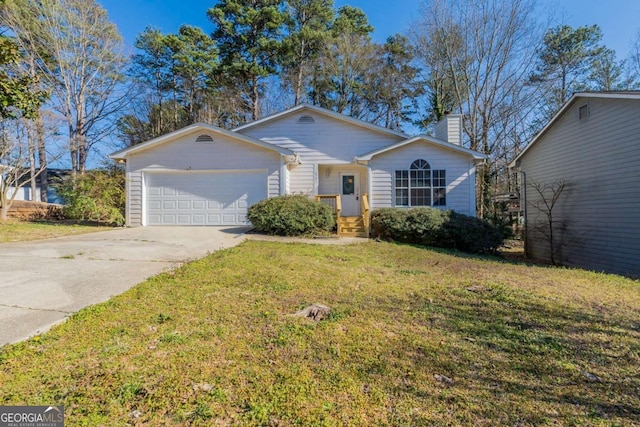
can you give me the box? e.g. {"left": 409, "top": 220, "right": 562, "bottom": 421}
{"left": 446, "top": 211, "right": 504, "bottom": 254}
{"left": 57, "top": 166, "right": 125, "bottom": 226}
{"left": 247, "top": 195, "right": 335, "bottom": 236}
{"left": 371, "top": 207, "right": 503, "bottom": 254}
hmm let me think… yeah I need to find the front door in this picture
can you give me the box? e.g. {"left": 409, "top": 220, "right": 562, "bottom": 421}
{"left": 338, "top": 172, "right": 360, "bottom": 216}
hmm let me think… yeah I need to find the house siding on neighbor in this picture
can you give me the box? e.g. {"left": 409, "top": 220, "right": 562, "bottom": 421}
{"left": 126, "top": 130, "right": 281, "bottom": 226}
{"left": 517, "top": 95, "right": 640, "bottom": 277}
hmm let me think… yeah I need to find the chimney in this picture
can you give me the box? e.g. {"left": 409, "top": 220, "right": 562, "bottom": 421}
{"left": 435, "top": 113, "right": 462, "bottom": 145}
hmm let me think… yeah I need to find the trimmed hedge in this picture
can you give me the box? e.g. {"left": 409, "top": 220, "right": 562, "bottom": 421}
{"left": 248, "top": 195, "right": 335, "bottom": 236}
{"left": 371, "top": 207, "right": 503, "bottom": 254}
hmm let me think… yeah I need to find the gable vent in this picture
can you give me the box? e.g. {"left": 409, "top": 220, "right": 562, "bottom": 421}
{"left": 578, "top": 103, "right": 589, "bottom": 120}
{"left": 195, "top": 134, "right": 214, "bottom": 143}
{"left": 297, "top": 115, "right": 315, "bottom": 124}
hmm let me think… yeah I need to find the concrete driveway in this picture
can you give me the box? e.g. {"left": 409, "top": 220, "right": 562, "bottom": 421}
{"left": 0, "top": 226, "right": 249, "bottom": 346}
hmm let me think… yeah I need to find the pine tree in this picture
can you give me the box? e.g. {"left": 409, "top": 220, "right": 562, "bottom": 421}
{"left": 208, "top": 0, "right": 287, "bottom": 121}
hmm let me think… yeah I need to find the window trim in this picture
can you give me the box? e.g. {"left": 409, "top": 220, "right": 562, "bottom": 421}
{"left": 394, "top": 159, "right": 446, "bottom": 207}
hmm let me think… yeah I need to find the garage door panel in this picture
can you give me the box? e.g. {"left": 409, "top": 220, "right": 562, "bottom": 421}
{"left": 192, "top": 200, "right": 205, "bottom": 209}
{"left": 177, "top": 214, "right": 191, "bottom": 224}
{"left": 145, "top": 171, "right": 267, "bottom": 226}
{"left": 222, "top": 213, "right": 237, "bottom": 223}
{"left": 162, "top": 214, "right": 176, "bottom": 223}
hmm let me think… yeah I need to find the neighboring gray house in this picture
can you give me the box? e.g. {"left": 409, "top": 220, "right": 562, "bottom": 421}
{"left": 110, "top": 104, "right": 485, "bottom": 235}
{"left": 511, "top": 92, "right": 640, "bottom": 277}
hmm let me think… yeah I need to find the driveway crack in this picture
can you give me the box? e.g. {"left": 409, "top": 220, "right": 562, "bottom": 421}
{"left": 0, "top": 303, "right": 72, "bottom": 315}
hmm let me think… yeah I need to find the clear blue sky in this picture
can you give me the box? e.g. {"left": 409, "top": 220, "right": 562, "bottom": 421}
{"left": 100, "top": 0, "right": 640, "bottom": 59}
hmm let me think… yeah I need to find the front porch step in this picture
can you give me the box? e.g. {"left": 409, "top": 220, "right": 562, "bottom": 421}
{"left": 338, "top": 216, "right": 368, "bottom": 237}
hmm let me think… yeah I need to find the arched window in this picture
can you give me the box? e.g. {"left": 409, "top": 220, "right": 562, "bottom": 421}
{"left": 395, "top": 159, "right": 446, "bottom": 207}
{"left": 410, "top": 159, "right": 431, "bottom": 206}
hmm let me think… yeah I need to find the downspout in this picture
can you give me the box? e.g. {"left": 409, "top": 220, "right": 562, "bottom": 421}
{"left": 515, "top": 166, "right": 527, "bottom": 258}
{"left": 470, "top": 158, "right": 485, "bottom": 218}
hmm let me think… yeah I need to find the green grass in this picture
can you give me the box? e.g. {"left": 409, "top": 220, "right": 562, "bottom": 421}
{"left": 1, "top": 241, "right": 639, "bottom": 426}
{"left": 0, "top": 220, "right": 109, "bottom": 243}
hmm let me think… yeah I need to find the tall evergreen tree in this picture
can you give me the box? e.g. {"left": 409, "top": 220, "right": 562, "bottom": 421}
{"left": 281, "top": 0, "right": 333, "bottom": 105}
{"left": 122, "top": 25, "right": 220, "bottom": 146}
{"left": 530, "top": 25, "right": 606, "bottom": 115}
{"left": 309, "top": 5, "right": 374, "bottom": 115}
{"left": 588, "top": 48, "right": 632, "bottom": 91}
{"left": 129, "top": 27, "right": 174, "bottom": 138}
{"left": 208, "top": 0, "right": 287, "bottom": 121}
{"left": 371, "top": 35, "right": 422, "bottom": 131}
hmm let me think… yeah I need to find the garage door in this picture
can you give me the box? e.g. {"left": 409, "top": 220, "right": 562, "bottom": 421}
{"left": 145, "top": 171, "right": 267, "bottom": 225}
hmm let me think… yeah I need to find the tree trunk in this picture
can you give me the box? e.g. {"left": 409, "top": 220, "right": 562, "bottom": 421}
{"left": 27, "top": 120, "right": 37, "bottom": 201}
{"left": 78, "top": 136, "right": 88, "bottom": 173}
{"left": 294, "top": 40, "right": 307, "bottom": 106}
{"left": 0, "top": 203, "right": 8, "bottom": 221}
{"left": 37, "top": 114, "right": 48, "bottom": 202}
{"left": 77, "top": 93, "right": 87, "bottom": 174}
{"left": 173, "top": 74, "right": 179, "bottom": 129}
{"left": 252, "top": 74, "right": 260, "bottom": 121}
{"left": 69, "top": 122, "right": 78, "bottom": 178}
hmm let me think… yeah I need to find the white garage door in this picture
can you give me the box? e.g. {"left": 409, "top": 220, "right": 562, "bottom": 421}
{"left": 145, "top": 171, "right": 267, "bottom": 225}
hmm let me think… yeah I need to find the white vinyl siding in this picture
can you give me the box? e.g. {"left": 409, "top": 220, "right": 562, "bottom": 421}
{"left": 125, "top": 130, "right": 281, "bottom": 227}
{"left": 127, "top": 171, "right": 143, "bottom": 226}
{"left": 238, "top": 113, "right": 404, "bottom": 196}
{"left": 369, "top": 142, "right": 476, "bottom": 217}
{"left": 519, "top": 97, "right": 640, "bottom": 277}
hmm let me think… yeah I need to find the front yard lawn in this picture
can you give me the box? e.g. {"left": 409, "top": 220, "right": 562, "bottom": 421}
{"left": 0, "top": 220, "right": 109, "bottom": 243}
{"left": 1, "top": 241, "right": 638, "bottom": 425}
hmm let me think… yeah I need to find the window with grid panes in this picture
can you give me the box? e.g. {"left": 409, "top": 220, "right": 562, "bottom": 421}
{"left": 394, "top": 159, "right": 446, "bottom": 207}
{"left": 432, "top": 169, "right": 447, "bottom": 206}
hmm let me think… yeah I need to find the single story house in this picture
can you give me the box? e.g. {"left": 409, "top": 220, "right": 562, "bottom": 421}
{"left": 1, "top": 168, "right": 68, "bottom": 204}
{"left": 511, "top": 91, "right": 640, "bottom": 278}
{"left": 109, "top": 104, "right": 485, "bottom": 236}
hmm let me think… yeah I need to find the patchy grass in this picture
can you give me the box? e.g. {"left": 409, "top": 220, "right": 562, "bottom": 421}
{"left": 0, "top": 220, "right": 109, "bottom": 243}
{"left": 1, "top": 241, "right": 639, "bottom": 426}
